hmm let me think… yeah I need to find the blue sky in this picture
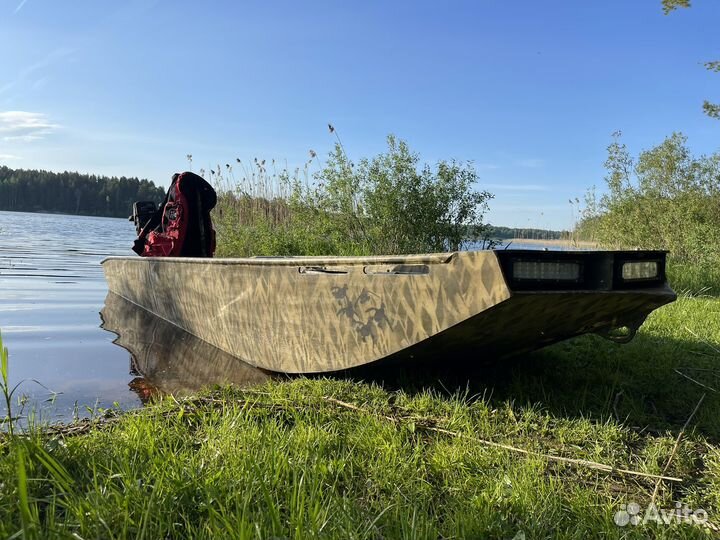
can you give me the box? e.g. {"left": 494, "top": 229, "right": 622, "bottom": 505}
{"left": 1, "top": 0, "right": 718, "bottom": 229}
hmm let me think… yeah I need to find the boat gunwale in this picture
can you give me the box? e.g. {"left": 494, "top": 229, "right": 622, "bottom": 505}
{"left": 101, "top": 252, "right": 458, "bottom": 267}
{"left": 101, "top": 249, "right": 671, "bottom": 268}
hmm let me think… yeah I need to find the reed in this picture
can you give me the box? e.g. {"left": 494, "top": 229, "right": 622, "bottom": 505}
{"left": 1, "top": 330, "right": 17, "bottom": 437}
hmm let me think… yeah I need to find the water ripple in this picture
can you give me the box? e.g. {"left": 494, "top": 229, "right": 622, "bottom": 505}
{"left": 0, "top": 210, "right": 142, "bottom": 420}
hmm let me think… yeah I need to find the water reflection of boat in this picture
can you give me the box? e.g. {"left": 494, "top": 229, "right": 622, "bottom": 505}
{"left": 100, "top": 292, "right": 270, "bottom": 399}
{"left": 102, "top": 250, "right": 676, "bottom": 373}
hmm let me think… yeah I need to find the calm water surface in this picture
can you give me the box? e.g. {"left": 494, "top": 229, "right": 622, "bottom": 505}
{"left": 0, "top": 211, "right": 142, "bottom": 420}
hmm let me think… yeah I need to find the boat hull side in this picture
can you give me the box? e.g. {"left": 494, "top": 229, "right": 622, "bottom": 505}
{"left": 101, "top": 251, "right": 511, "bottom": 372}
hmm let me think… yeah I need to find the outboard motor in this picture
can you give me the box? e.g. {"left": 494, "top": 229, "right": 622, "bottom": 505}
{"left": 131, "top": 171, "right": 216, "bottom": 257}
{"left": 129, "top": 201, "right": 158, "bottom": 236}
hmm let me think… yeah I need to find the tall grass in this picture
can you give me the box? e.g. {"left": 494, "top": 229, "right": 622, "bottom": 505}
{"left": 667, "top": 261, "right": 720, "bottom": 297}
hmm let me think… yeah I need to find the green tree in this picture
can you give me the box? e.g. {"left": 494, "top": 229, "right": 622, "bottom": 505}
{"left": 0, "top": 166, "right": 165, "bottom": 217}
{"left": 580, "top": 132, "right": 720, "bottom": 265}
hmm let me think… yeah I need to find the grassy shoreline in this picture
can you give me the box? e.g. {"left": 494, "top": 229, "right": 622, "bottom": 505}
{"left": 1, "top": 296, "right": 719, "bottom": 538}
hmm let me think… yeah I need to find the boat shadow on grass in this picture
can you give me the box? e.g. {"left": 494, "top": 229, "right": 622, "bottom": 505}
{"left": 341, "top": 330, "right": 720, "bottom": 441}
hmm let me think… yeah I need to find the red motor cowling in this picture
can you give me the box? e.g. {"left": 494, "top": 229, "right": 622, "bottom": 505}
{"left": 132, "top": 171, "right": 216, "bottom": 258}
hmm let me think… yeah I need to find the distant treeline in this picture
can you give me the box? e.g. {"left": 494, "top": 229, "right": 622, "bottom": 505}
{"left": 484, "top": 225, "right": 567, "bottom": 240}
{"left": 0, "top": 166, "right": 166, "bottom": 218}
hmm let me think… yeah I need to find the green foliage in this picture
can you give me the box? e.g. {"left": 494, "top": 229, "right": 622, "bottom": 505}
{"left": 662, "top": 0, "right": 691, "bottom": 14}
{"left": 214, "top": 135, "right": 494, "bottom": 257}
{"left": 0, "top": 166, "right": 166, "bottom": 217}
{"left": 706, "top": 61, "right": 720, "bottom": 73}
{"left": 703, "top": 101, "right": 720, "bottom": 120}
{"left": 578, "top": 132, "right": 720, "bottom": 293}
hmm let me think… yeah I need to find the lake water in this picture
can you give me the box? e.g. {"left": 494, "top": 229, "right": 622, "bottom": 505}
{"left": 0, "top": 210, "right": 568, "bottom": 423}
{"left": 0, "top": 211, "right": 143, "bottom": 421}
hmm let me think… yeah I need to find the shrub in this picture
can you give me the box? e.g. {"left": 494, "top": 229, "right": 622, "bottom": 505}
{"left": 212, "top": 135, "right": 494, "bottom": 257}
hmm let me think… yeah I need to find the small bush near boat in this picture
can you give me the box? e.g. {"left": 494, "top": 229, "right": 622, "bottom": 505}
{"left": 211, "top": 134, "right": 495, "bottom": 257}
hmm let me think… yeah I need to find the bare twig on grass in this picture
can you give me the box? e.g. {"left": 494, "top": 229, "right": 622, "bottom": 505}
{"left": 674, "top": 368, "right": 719, "bottom": 393}
{"left": 322, "top": 397, "right": 683, "bottom": 483}
{"left": 685, "top": 326, "right": 720, "bottom": 355}
{"left": 8, "top": 395, "right": 269, "bottom": 440}
{"left": 650, "top": 393, "right": 705, "bottom": 504}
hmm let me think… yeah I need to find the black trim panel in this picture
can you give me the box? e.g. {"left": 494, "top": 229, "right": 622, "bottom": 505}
{"left": 494, "top": 250, "right": 667, "bottom": 291}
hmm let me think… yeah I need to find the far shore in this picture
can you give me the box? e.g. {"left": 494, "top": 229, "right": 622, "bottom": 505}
{"left": 502, "top": 237, "right": 599, "bottom": 248}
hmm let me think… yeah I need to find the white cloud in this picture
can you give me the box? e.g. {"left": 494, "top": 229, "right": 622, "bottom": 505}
{"left": 0, "top": 48, "right": 74, "bottom": 97}
{"left": 14, "top": 0, "right": 29, "bottom": 13}
{"left": 0, "top": 154, "right": 21, "bottom": 161}
{"left": 517, "top": 158, "right": 545, "bottom": 168}
{"left": 0, "top": 111, "right": 59, "bottom": 141}
{"left": 476, "top": 163, "right": 501, "bottom": 170}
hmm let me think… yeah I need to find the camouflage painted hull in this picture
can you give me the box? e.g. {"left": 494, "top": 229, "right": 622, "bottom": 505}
{"left": 101, "top": 250, "right": 676, "bottom": 373}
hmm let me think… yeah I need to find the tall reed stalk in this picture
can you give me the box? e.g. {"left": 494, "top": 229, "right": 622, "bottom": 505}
{"left": 1, "top": 330, "right": 15, "bottom": 437}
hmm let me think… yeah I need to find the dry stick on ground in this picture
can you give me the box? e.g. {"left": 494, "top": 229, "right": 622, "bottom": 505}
{"left": 322, "top": 396, "right": 682, "bottom": 483}
{"left": 650, "top": 392, "right": 706, "bottom": 505}
{"left": 674, "top": 368, "right": 719, "bottom": 393}
{"left": 25, "top": 396, "right": 271, "bottom": 440}
{"left": 685, "top": 326, "right": 720, "bottom": 355}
